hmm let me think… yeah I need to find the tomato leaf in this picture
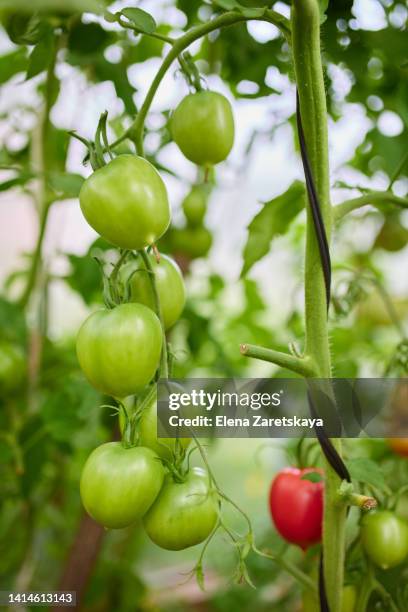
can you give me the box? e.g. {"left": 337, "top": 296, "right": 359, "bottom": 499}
{"left": 345, "top": 458, "right": 388, "bottom": 492}
{"left": 241, "top": 181, "right": 306, "bottom": 276}
{"left": 212, "top": 0, "right": 241, "bottom": 10}
{"left": 49, "top": 172, "right": 85, "bottom": 199}
{"left": 0, "top": 171, "right": 34, "bottom": 192}
{"left": 121, "top": 8, "right": 156, "bottom": 34}
{"left": 301, "top": 472, "right": 324, "bottom": 483}
{"left": 26, "top": 31, "right": 55, "bottom": 80}
{"left": 0, "top": 49, "right": 28, "bottom": 85}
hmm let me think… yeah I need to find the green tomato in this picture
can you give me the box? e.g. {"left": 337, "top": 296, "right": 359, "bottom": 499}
{"left": 139, "top": 392, "right": 191, "bottom": 460}
{"left": 374, "top": 218, "right": 408, "bottom": 252}
{"left": 361, "top": 511, "right": 408, "bottom": 569}
{"left": 143, "top": 467, "right": 218, "bottom": 550}
{"left": 120, "top": 254, "right": 185, "bottom": 330}
{"left": 79, "top": 155, "right": 170, "bottom": 250}
{"left": 302, "top": 585, "right": 357, "bottom": 612}
{"left": 76, "top": 303, "right": 162, "bottom": 398}
{"left": 182, "top": 185, "right": 208, "bottom": 227}
{"left": 171, "top": 91, "right": 234, "bottom": 166}
{"left": 0, "top": 341, "right": 25, "bottom": 394}
{"left": 80, "top": 442, "right": 164, "bottom": 529}
{"left": 172, "top": 226, "right": 213, "bottom": 259}
{"left": 118, "top": 389, "right": 191, "bottom": 460}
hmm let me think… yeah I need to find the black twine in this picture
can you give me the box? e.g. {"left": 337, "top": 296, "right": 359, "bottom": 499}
{"left": 296, "top": 92, "right": 331, "bottom": 310}
{"left": 296, "top": 91, "right": 351, "bottom": 612}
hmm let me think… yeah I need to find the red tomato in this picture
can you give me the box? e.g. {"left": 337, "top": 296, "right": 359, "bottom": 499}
{"left": 269, "top": 467, "right": 324, "bottom": 549}
{"left": 388, "top": 438, "right": 408, "bottom": 458}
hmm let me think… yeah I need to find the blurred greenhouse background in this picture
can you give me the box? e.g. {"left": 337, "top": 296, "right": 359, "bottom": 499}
{"left": 0, "top": 0, "right": 407, "bottom": 610}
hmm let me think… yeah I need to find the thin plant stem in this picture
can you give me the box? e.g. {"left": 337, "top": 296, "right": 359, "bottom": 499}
{"left": 138, "top": 249, "right": 168, "bottom": 378}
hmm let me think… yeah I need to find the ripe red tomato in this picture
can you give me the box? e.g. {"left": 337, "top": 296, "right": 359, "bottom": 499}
{"left": 269, "top": 467, "right": 324, "bottom": 549}
{"left": 388, "top": 438, "right": 408, "bottom": 457}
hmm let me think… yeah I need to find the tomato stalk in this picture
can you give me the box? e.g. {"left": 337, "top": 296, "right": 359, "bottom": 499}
{"left": 291, "top": 1, "right": 346, "bottom": 609}
{"left": 20, "top": 38, "right": 59, "bottom": 309}
{"left": 138, "top": 249, "right": 168, "bottom": 378}
{"left": 333, "top": 190, "right": 408, "bottom": 222}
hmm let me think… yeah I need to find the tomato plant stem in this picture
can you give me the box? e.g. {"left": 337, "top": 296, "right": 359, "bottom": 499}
{"left": 240, "top": 343, "right": 317, "bottom": 377}
{"left": 20, "top": 40, "right": 59, "bottom": 308}
{"left": 292, "top": 1, "right": 345, "bottom": 610}
{"left": 333, "top": 190, "right": 408, "bottom": 221}
{"left": 138, "top": 249, "right": 168, "bottom": 378}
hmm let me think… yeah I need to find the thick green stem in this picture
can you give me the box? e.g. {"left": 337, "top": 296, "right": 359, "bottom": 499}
{"left": 292, "top": 2, "right": 345, "bottom": 610}
{"left": 240, "top": 343, "right": 317, "bottom": 377}
{"left": 334, "top": 191, "right": 408, "bottom": 221}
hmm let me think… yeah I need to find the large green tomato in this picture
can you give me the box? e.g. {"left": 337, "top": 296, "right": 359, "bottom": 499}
{"left": 143, "top": 467, "right": 218, "bottom": 550}
{"left": 182, "top": 185, "right": 208, "bottom": 227}
{"left": 171, "top": 91, "right": 234, "bottom": 166}
{"left": 120, "top": 254, "right": 185, "bottom": 330}
{"left": 80, "top": 442, "right": 164, "bottom": 529}
{"left": 361, "top": 511, "right": 408, "bottom": 569}
{"left": 0, "top": 341, "right": 25, "bottom": 394}
{"left": 76, "top": 303, "right": 162, "bottom": 398}
{"left": 79, "top": 155, "right": 170, "bottom": 250}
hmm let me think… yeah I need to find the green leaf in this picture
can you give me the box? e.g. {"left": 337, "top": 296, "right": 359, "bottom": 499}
{"left": 121, "top": 8, "right": 156, "bottom": 34}
{"left": 0, "top": 172, "right": 34, "bottom": 192}
{"left": 0, "top": 49, "right": 28, "bottom": 85}
{"left": 48, "top": 173, "right": 84, "bottom": 199}
{"left": 26, "top": 31, "right": 55, "bottom": 80}
{"left": 4, "top": 13, "right": 48, "bottom": 45}
{"left": 212, "top": 0, "right": 240, "bottom": 10}
{"left": 301, "top": 472, "right": 324, "bottom": 483}
{"left": 346, "top": 458, "right": 388, "bottom": 492}
{"left": 241, "top": 181, "right": 306, "bottom": 276}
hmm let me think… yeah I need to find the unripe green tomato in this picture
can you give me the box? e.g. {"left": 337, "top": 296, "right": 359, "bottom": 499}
{"left": 79, "top": 155, "right": 170, "bottom": 250}
{"left": 374, "top": 218, "right": 408, "bottom": 252}
{"left": 80, "top": 442, "right": 164, "bottom": 529}
{"left": 76, "top": 303, "right": 162, "bottom": 398}
{"left": 0, "top": 340, "right": 25, "bottom": 394}
{"left": 182, "top": 185, "right": 208, "bottom": 227}
{"left": 139, "top": 393, "right": 191, "bottom": 460}
{"left": 171, "top": 91, "right": 234, "bottom": 166}
{"left": 302, "top": 585, "right": 357, "bottom": 612}
{"left": 120, "top": 254, "right": 185, "bottom": 330}
{"left": 118, "top": 392, "right": 191, "bottom": 460}
{"left": 361, "top": 510, "right": 408, "bottom": 569}
{"left": 172, "top": 226, "right": 213, "bottom": 259}
{"left": 143, "top": 467, "right": 218, "bottom": 550}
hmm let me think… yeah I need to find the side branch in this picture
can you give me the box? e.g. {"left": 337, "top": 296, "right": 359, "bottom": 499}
{"left": 115, "top": 9, "right": 290, "bottom": 155}
{"left": 240, "top": 343, "right": 316, "bottom": 378}
{"left": 333, "top": 191, "right": 408, "bottom": 221}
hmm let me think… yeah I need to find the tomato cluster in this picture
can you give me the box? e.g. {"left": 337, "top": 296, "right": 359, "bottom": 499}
{"left": 76, "top": 89, "right": 233, "bottom": 548}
